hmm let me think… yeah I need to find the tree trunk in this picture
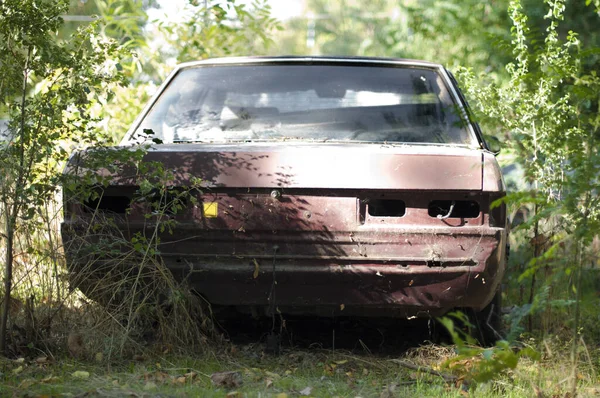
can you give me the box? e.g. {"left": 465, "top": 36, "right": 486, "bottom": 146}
{"left": 0, "top": 212, "right": 14, "bottom": 354}
{"left": 0, "top": 47, "right": 29, "bottom": 355}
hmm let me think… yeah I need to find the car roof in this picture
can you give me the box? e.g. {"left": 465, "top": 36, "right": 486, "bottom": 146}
{"left": 176, "top": 56, "right": 443, "bottom": 70}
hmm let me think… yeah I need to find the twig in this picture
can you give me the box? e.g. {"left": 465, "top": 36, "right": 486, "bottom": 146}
{"left": 338, "top": 353, "right": 386, "bottom": 369}
{"left": 389, "top": 359, "right": 458, "bottom": 383}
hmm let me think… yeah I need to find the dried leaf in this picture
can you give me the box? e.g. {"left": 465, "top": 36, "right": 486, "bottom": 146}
{"left": 41, "top": 375, "right": 60, "bottom": 383}
{"left": 72, "top": 371, "right": 90, "bottom": 379}
{"left": 184, "top": 371, "right": 197, "bottom": 379}
{"left": 253, "top": 259, "right": 260, "bottom": 278}
{"left": 176, "top": 376, "right": 186, "bottom": 384}
{"left": 211, "top": 371, "right": 242, "bottom": 388}
{"left": 265, "top": 378, "right": 273, "bottom": 388}
{"left": 18, "top": 378, "right": 35, "bottom": 389}
{"left": 12, "top": 366, "right": 23, "bottom": 374}
{"left": 380, "top": 383, "right": 397, "bottom": 398}
{"left": 153, "top": 371, "right": 169, "bottom": 382}
{"left": 265, "top": 371, "right": 281, "bottom": 379}
{"left": 95, "top": 352, "right": 103, "bottom": 362}
{"left": 144, "top": 381, "right": 157, "bottom": 391}
{"left": 299, "top": 386, "right": 312, "bottom": 396}
{"left": 226, "top": 392, "right": 242, "bottom": 398}
{"left": 35, "top": 356, "right": 48, "bottom": 364}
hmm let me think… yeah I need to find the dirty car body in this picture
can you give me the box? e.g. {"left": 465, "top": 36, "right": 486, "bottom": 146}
{"left": 62, "top": 57, "right": 507, "bottom": 319}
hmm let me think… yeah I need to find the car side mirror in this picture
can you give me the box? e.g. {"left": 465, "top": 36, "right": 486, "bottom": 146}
{"left": 485, "top": 135, "right": 502, "bottom": 155}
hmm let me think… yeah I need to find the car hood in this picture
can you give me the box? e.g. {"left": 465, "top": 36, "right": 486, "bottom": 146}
{"left": 132, "top": 142, "right": 484, "bottom": 191}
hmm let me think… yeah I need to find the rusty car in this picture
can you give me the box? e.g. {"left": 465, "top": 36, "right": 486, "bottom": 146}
{"left": 61, "top": 57, "right": 508, "bottom": 344}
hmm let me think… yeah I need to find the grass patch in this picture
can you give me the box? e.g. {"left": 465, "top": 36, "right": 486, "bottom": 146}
{"left": 1, "top": 341, "right": 598, "bottom": 397}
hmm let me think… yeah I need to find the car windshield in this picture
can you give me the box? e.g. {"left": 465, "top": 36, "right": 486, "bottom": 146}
{"left": 133, "top": 64, "right": 475, "bottom": 145}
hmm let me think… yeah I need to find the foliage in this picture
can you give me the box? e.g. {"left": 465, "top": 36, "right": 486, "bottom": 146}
{"left": 454, "top": 0, "right": 600, "bottom": 392}
{"left": 278, "top": 0, "right": 600, "bottom": 83}
{"left": 0, "top": 0, "right": 131, "bottom": 353}
{"left": 299, "top": 0, "right": 398, "bottom": 56}
{"left": 389, "top": 0, "right": 512, "bottom": 73}
{"left": 439, "top": 312, "right": 540, "bottom": 388}
{"left": 61, "top": 139, "right": 216, "bottom": 354}
{"left": 459, "top": 0, "right": 600, "bottom": 300}
{"left": 157, "top": 0, "right": 281, "bottom": 63}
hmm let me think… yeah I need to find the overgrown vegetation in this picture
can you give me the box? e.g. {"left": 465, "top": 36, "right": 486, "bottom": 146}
{"left": 0, "top": 0, "right": 129, "bottom": 354}
{"left": 0, "top": 0, "right": 279, "bottom": 359}
{"left": 455, "top": 0, "right": 600, "bottom": 393}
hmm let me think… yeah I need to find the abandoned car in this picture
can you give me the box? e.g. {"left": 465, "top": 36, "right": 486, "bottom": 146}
{"left": 61, "top": 57, "right": 507, "bottom": 342}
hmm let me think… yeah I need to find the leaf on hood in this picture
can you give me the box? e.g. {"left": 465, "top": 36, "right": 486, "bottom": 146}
{"left": 253, "top": 258, "right": 260, "bottom": 279}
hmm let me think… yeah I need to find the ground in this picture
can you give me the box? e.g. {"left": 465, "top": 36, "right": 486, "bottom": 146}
{"left": 1, "top": 318, "right": 599, "bottom": 397}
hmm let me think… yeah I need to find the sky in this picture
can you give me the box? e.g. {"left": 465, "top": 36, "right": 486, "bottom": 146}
{"left": 263, "top": 0, "right": 304, "bottom": 20}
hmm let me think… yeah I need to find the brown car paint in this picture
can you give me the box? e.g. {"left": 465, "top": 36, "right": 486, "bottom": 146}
{"left": 61, "top": 57, "right": 507, "bottom": 319}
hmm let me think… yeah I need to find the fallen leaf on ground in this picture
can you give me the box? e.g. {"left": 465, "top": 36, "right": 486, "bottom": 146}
{"left": 12, "top": 366, "right": 23, "bottom": 374}
{"left": 151, "top": 371, "right": 169, "bottom": 382}
{"left": 72, "top": 371, "right": 90, "bottom": 379}
{"left": 276, "top": 394, "right": 288, "bottom": 398}
{"left": 226, "top": 392, "right": 242, "bottom": 398}
{"left": 176, "top": 376, "right": 186, "bottom": 384}
{"left": 299, "top": 386, "right": 312, "bottom": 396}
{"left": 184, "top": 371, "right": 197, "bottom": 379}
{"left": 41, "top": 375, "right": 60, "bottom": 383}
{"left": 35, "top": 357, "right": 48, "bottom": 364}
{"left": 144, "top": 381, "right": 157, "bottom": 390}
{"left": 265, "top": 371, "right": 281, "bottom": 379}
{"left": 95, "top": 352, "right": 103, "bottom": 362}
{"left": 211, "top": 371, "right": 242, "bottom": 388}
{"left": 380, "top": 383, "right": 397, "bottom": 398}
{"left": 18, "top": 378, "right": 35, "bottom": 389}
